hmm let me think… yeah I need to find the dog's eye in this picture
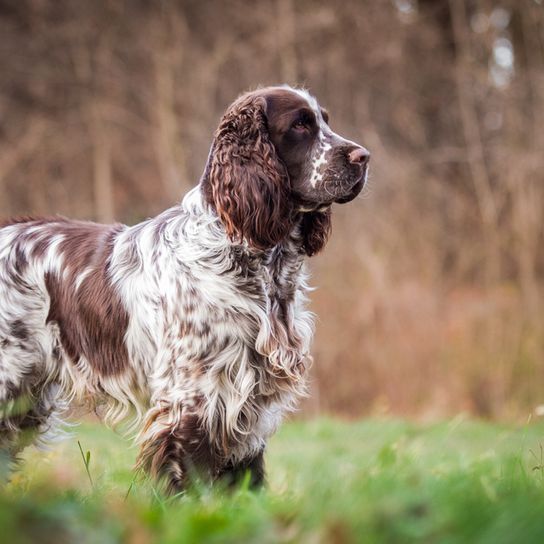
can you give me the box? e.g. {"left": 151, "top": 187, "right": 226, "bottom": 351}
{"left": 291, "top": 119, "right": 308, "bottom": 131}
{"left": 291, "top": 112, "right": 314, "bottom": 132}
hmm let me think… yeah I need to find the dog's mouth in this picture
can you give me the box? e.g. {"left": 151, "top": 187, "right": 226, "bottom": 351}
{"left": 334, "top": 168, "right": 367, "bottom": 204}
{"left": 294, "top": 164, "right": 368, "bottom": 210}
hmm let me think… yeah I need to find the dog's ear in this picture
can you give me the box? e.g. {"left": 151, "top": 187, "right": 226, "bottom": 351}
{"left": 201, "top": 94, "right": 294, "bottom": 250}
{"left": 301, "top": 208, "right": 332, "bottom": 257}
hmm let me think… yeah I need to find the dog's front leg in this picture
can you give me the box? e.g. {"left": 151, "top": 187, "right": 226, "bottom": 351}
{"left": 135, "top": 402, "right": 218, "bottom": 494}
{"left": 216, "top": 449, "right": 266, "bottom": 489}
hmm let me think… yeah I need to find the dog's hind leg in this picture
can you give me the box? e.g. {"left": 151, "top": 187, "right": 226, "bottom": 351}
{"left": 0, "top": 311, "right": 66, "bottom": 459}
{"left": 0, "top": 381, "right": 66, "bottom": 473}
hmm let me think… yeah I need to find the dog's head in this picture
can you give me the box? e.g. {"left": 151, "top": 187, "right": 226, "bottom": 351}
{"left": 201, "top": 85, "right": 370, "bottom": 255}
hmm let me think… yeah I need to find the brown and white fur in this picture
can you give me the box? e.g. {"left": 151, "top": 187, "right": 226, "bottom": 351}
{"left": 0, "top": 85, "right": 369, "bottom": 492}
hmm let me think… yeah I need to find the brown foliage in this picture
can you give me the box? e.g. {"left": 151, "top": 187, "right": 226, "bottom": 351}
{"left": 1, "top": 0, "right": 543, "bottom": 419}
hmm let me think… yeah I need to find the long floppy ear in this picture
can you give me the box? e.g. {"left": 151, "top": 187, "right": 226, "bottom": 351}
{"left": 202, "top": 94, "right": 294, "bottom": 250}
{"left": 301, "top": 208, "right": 332, "bottom": 257}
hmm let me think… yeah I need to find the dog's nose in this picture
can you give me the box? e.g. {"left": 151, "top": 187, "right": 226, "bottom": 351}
{"left": 348, "top": 147, "right": 370, "bottom": 166}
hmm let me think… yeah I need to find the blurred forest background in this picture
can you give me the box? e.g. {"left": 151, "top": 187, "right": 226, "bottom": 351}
{"left": 0, "top": 0, "right": 542, "bottom": 420}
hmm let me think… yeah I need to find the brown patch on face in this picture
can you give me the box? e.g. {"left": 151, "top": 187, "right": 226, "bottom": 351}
{"left": 45, "top": 222, "right": 130, "bottom": 376}
{"left": 262, "top": 89, "right": 319, "bottom": 193}
{"left": 262, "top": 89, "right": 314, "bottom": 131}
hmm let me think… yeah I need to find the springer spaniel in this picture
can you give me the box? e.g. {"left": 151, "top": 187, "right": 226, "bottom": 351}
{"left": 0, "top": 85, "right": 369, "bottom": 492}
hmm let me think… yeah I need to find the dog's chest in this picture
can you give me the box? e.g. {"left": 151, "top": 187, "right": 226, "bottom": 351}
{"left": 162, "top": 244, "right": 311, "bottom": 458}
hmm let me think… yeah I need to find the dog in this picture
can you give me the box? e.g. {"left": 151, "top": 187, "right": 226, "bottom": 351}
{"left": 0, "top": 85, "right": 369, "bottom": 492}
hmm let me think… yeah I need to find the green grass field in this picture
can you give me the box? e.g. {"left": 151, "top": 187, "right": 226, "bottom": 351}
{"left": 3, "top": 417, "right": 544, "bottom": 543}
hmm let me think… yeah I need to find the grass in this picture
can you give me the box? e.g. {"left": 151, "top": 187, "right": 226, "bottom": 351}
{"left": 2, "top": 416, "right": 544, "bottom": 543}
